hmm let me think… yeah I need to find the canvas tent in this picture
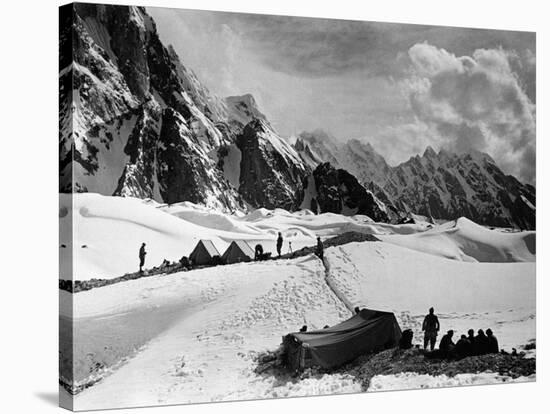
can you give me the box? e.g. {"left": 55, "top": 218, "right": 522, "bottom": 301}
{"left": 283, "top": 309, "right": 401, "bottom": 371}
{"left": 222, "top": 240, "right": 254, "bottom": 264}
{"left": 189, "top": 240, "right": 220, "bottom": 266}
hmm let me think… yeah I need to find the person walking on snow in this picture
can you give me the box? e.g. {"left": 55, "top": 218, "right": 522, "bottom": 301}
{"left": 276, "top": 232, "right": 283, "bottom": 257}
{"left": 139, "top": 242, "right": 147, "bottom": 273}
{"left": 422, "top": 307, "right": 440, "bottom": 351}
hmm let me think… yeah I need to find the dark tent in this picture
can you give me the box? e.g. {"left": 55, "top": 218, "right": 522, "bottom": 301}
{"left": 222, "top": 240, "right": 254, "bottom": 264}
{"left": 189, "top": 240, "right": 220, "bottom": 266}
{"left": 283, "top": 309, "right": 401, "bottom": 371}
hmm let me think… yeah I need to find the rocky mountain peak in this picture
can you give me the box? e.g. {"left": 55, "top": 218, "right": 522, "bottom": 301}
{"left": 423, "top": 146, "right": 437, "bottom": 158}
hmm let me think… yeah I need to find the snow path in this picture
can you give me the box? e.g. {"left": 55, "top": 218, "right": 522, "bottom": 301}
{"left": 322, "top": 255, "right": 355, "bottom": 313}
{"left": 74, "top": 256, "right": 359, "bottom": 410}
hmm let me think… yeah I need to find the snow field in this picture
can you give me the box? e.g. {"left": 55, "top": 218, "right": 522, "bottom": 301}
{"left": 324, "top": 242, "right": 536, "bottom": 353}
{"left": 73, "top": 255, "right": 356, "bottom": 410}
{"left": 60, "top": 194, "right": 534, "bottom": 281}
{"left": 379, "top": 217, "right": 535, "bottom": 262}
{"left": 61, "top": 194, "right": 536, "bottom": 408}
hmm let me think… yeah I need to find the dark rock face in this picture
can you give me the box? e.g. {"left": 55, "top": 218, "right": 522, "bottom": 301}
{"left": 113, "top": 103, "right": 160, "bottom": 199}
{"left": 156, "top": 108, "right": 243, "bottom": 208}
{"left": 312, "top": 163, "right": 390, "bottom": 222}
{"left": 237, "top": 120, "right": 309, "bottom": 210}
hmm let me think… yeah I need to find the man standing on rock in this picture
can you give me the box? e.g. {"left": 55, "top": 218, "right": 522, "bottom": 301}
{"left": 276, "top": 232, "right": 283, "bottom": 257}
{"left": 139, "top": 242, "right": 147, "bottom": 273}
{"left": 422, "top": 307, "right": 440, "bottom": 351}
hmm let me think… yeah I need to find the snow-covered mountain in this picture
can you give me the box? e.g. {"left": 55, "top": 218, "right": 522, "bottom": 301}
{"left": 59, "top": 4, "right": 535, "bottom": 228}
{"left": 59, "top": 4, "right": 308, "bottom": 212}
{"left": 296, "top": 131, "right": 536, "bottom": 229}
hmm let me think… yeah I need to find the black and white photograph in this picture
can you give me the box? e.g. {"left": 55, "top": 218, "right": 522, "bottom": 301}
{"left": 56, "top": 1, "right": 539, "bottom": 411}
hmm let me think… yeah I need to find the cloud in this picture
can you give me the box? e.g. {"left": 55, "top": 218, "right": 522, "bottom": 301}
{"left": 403, "top": 43, "right": 536, "bottom": 183}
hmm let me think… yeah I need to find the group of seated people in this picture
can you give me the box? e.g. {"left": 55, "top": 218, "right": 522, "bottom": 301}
{"left": 436, "top": 328, "right": 499, "bottom": 359}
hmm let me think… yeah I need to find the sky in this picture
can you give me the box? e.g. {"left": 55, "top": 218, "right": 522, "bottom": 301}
{"left": 147, "top": 7, "right": 536, "bottom": 183}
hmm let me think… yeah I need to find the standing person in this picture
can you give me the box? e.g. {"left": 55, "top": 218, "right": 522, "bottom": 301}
{"left": 139, "top": 242, "right": 147, "bottom": 273}
{"left": 316, "top": 236, "right": 324, "bottom": 260}
{"left": 486, "top": 329, "right": 499, "bottom": 354}
{"left": 254, "top": 244, "right": 264, "bottom": 261}
{"left": 276, "top": 232, "right": 283, "bottom": 257}
{"left": 422, "top": 307, "right": 440, "bottom": 351}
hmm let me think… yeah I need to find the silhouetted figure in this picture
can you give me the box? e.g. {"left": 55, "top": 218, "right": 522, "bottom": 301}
{"left": 422, "top": 307, "right": 440, "bottom": 351}
{"left": 453, "top": 334, "right": 472, "bottom": 359}
{"left": 254, "top": 244, "right": 264, "bottom": 261}
{"left": 354, "top": 306, "right": 361, "bottom": 314}
{"left": 316, "top": 236, "right": 324, "bottom": 260}
{"left": 439, "top": 330, "right": 455, "bottom": 358}
{"left": 474, "top": 329, "right": 490, "bottom": 355}
{"left": 399, "top": 329, "right": 414, "bottom": 350}
{"left": 486, "top": 329, "right": 499, "bottom": 354}
{"left": 299, "top": 325, "right": 308, "bottom": 332}
{"left": 179, "top": 256, "right": 190, "bottom": 268}
{"left": 139, "top": 243, "right": 147, "bottom": 272}
{"left": 467, "top": 329, "right": 476, "bottom": 351}
{"left": 288, "top": 241, "right": 293, "bottom": 254}
{"left": 276, "top": 232, "right": 283, "bottom": 257}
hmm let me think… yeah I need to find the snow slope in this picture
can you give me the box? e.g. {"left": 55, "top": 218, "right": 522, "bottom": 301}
{"left": 61, "top": 195, "right": 535, "bottom": 408}
{"left": 60, "top": 194, "right": 535, "bottom": 281}
{"left": 379, "top": 217, "right": 535, "bottom": 262}
{"left": 72, "top": 256, "right": 359, "bottom": 410}
{"left": 325, "top": 242, "right": 536, "bottom": 353}
{"left": 59, "top": 193, "right": 227, "bottom": 280}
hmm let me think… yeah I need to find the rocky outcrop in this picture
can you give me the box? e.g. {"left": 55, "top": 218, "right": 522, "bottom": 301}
{"left": 311, "top": 163, "right": 390, "bottom": 222}
{"left": 237, "top": 120, "right": 309, "bottom": 210}
{"left": 156, "top": 108, "right": 244, "bottom": 209}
